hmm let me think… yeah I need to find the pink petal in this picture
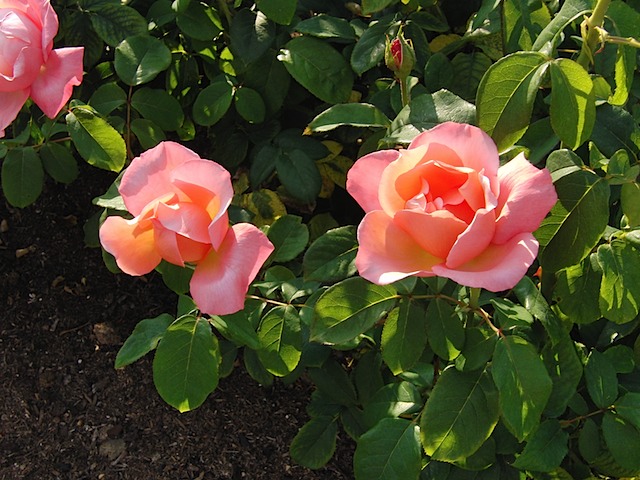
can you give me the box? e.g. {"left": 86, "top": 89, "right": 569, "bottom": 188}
{"left": 408, "top": 122, "right": 500, "bottom": 193}
{"left": 446, "top": 208, "right": 496, "bottom": 269}
{"left": 152, "top": 224, "right": 211, "bottom": 266}
{"left": 119, "top": 142, "right": 201, "bottom": 215}
{"left": 154, "top": 201, "right": 211, "bottom": 243}
{"left": 355, "top": 210, "right": 441, "bottom": 285}
{"left": 190, "top": 223, "right": 274, "bottom": 315}
{"left": 432, "top": 232, "right": 538, "bottom": 291}
{"left": 170, "top": 158, "right": 233, "bottom": 223}
{"left": 208, "top": 211, "right": 229, "bottom": 251}
{"left": 346, "top": 148, "right": 400, "bottom": 212}
{"left": 394, "top": 209, "right": 467, "bottom": 259}
{"left": 99, "top": 216, "right": 161, "bottom": 275}
{"left": 378, "top": 145, "right": 428, "bottom": 215}
{"left": 30, "top": 47, "right": 83, "bottom": 118}
{"left": 0, "top": 88, "right": 28, "bottom": 137}
{"left": 493, "top": 154, "right": 557, "bottom": 245}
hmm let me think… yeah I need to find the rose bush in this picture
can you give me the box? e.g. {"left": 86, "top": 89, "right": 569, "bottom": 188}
{"left": 0, "top": 0, "right": 83, "bottom": 137}
{"left": 346, "top": 122, "right": 557, "bottom": 291}
{"left": 99, "top": 141, "right": 274, "bottom": 315}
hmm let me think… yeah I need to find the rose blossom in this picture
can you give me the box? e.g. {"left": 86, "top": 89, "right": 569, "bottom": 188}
{"left": 346, "top": 122, "right": 557, "bottom": 291}
{"left": 99, "top": 141, "right": 275, "bottom": 315}
{"left": 0, "top": 0, "right": 84, "bottom": 137}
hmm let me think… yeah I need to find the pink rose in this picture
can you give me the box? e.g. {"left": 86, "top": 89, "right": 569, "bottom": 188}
{"left": 99, "top": 142, "right": 275, "bottom": 315}
{"left": 346, "top": 122, "right": 557, "bottom": 291}
{"left": 0, "top": 0, "right": 84, "bottom": 137}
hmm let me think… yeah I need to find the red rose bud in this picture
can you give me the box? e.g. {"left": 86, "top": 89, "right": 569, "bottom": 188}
{"left": 384, "top": 31, "right": 416, "bottom": 79}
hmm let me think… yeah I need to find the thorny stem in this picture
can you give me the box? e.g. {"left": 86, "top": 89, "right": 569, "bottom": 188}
{"left": 399, "top": 76, "right": 410, "bottom": 107}
{"left": 245, "top": 294, "right": 290, "bottom": 308}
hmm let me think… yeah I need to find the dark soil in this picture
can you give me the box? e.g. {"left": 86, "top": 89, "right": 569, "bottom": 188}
{"left": 0, "top": 164, "right": 354, "bottom": 479}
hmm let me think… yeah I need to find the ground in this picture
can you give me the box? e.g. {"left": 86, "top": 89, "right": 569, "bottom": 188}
{"left": 0, "top": 164, "right": 354, "bottom": 479}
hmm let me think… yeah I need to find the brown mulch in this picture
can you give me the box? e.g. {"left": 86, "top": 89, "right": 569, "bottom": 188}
{"left": 0, "top": 164, "right": 354, "bottom": 479}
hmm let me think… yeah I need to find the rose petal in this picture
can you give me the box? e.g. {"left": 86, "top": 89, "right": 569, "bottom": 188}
{"left": 30, "top": 47, "right": 83, "bottom": 118}
{"left": 446, "top": 208, "right": 496, "bottom": 269}
{"left": 154, "top": 201, "right": 211, "bottom": 243}
{"left": 119, "top": 142, "right": 201, "bottom": 215}
{"left": 378, "top": 145, "right": 428, "bottom": 215}
{"left": 493, "top": 153, "right": 557, "bottom": 244}
{"left": 394, "top": 209, "right": 467, "bottom": 259}
{"left": 190, "top": 223, "right": 274, "bottom": 315}
{"left": 355, "top": 210, "right": 440, "bottom": 285}
{"left": 152, "top": 224, "right": 210, "bottom": 266}
{"left": 346, "top": 148, "right": 400, "bottom": 212}
{"left": 208, "top": 211, "right": 229, "bottom": 251}
{"left": 99, "top": 216, "right": 161, "bottom": 275}
{"left": 0, "top": 88, "right": 28, "bottom": 137}
{"left": 432, "top": 232, "right": 538, "bottom": 291}
{"left": 408, "top": 122, "right": 500, "bottom": 193}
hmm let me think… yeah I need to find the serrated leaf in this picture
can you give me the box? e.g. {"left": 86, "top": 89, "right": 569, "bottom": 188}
{"left": 211, "top": 310, "right": 260, "bottom": 350}
{"left": 585, "top": 350, "right": 618, "bottom": 408}
{"left": 354, "top": 418, "right": 421, "bottom": 480}
{"left": 115, "top": 314, "right": 174, "bottom": 368}
{"left": 176, "top": 1, "right": 222, "bottom": 41}
{"left": 597, "top": 240, "right": 640, "bottom": 324}
{"left": 267, "top": 215, "right": 309, "bottom": 262}
{"left": 512, "top": 420, "right": 569, "bottom": 472}
{"left": 591, "top": 104, "right": 640, "bottom": 161}
{"left": 449, "top": 52, "right": 492, "bottom": 102}
{"left": 278, "top": 36, "right": 353, "bottom": 104}
{"left": 290, "top": 416, "right": 338, "bottom": 469}
{"left": 115, "top": 35, "right": 172, "bottom": 86}
{"left": 549, "top": 59, "right": 595, "bottom": 150}
{"left": 89, "top": 4, "right": 147, "bottom": 47}
{"left": 234, "top": 87, "right": 266, "bottom": 124}
{"left": 307, "top": 103, "right": 390, "bottom": 133}
{"left": 275, "top": 149, "right": 322, "bottom": 203}
{"left": 454, "top": 327, "right": 497, "bottom": 372}
{"left": 295, "top": 14, "right": 356, "bottom": 41}
{"left": 230, "top": 9, "right": 275, "bottom": 65}
{"left": 476, "top": 51, "right": 549, "bottom": 152}
{"left": 89, "top": 83, "right": 127, "bottom": 116}
{"left": 607, "top": 1, "right": 640, "bottom": 106}
{"left": 311, "top": 277, "right": 397, "bottom": 345}
{"left": 309, "top": 359, "right": 357, "bottom": 406}
{"left": 350, "top": 16, "right": 398, "bottom": 75}
{"left": 381, "top": 300, "right": 427, "bottom": 375}
{"left": 362, "top": 382, "right": 422, "bottom": 428}
{"left": 542, "top": 333, "right": 583, "bottom": 417}
{"left": 425, "top": 298, "right": 464, "bottom": 361}
{"left": 1, "top": 148, "right": 43, "bottom": 207}
{"left": 602, "top": 412, "right": 640, "bottom": 471}
{"left": 492, "top": 335, "right": 552, "bottom": 440}
{"left": 513, "top": 277, "right": 565, "bottom": 344}
{"left": 66, "top": 106, "right": 126, "bottom": 172}
{"left": 192, "top": 79, "right": 233, "bottom": 127}
{"left": 257, "top": 305, "right": 303, "bottom": 377}
{"left": 536, "top": 170, "right": 609, "bottom": 273}
{"left": 616, "top": 392, "right": 640, "bottom": 430}
{"left": 555, "top": 256, "right": 602, "bottom": 325}
{"left": 303, "top": 226, "right": 358, "bottom": 283}
{"left": 40, "top": 143, "right": 78, "bottom": 185}
{"left": 420, "top": 367, "right": 499, "bottom": 462}
{"left": 153, "top": 316, "right": 221, "bottom": 412}
{"left": 130, "top": 118, "right": 165, "bottom": 149}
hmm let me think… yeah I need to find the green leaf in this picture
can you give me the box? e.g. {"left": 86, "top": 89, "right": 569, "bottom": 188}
{"left": 420, "top": 367, "right": 499, "bottom": 462}
{"left": 354, "top": 418, "right": 421, "bottom": 480}
{"left": 257, "top": 305, "right": 303, "bottom": 377}
{"left": 303, "top": 226, "right": 358, "bottom": 283}
{"left": 531, "top": 0, "right": 592, "bottom": 51}
{"left": 602, "top": 411, "right": 640, "bottom": 471}
{"left": 353, "top": 351, "right": 384, "bottom": 404}
{"left": 39, "top": 143, "right": 78, "bottom": 185}
{"left": 555, "top": 256, "right": 603, "bottom": 325}
{"left": 542, "top": 333, "right": 583, "bottom": 417}
{"left": 66, "top": 106, "right": 126, "bottom": 172}
{"left": 243, "top": 347, "right": 274, "bottom": 386}
{"left": 513, "top": 277, "right": 565, "bottom": 344}
{"left": 578, "top": 418, "right": 602, "bottom": 463}
{"left": 536, "top": 170, "right": 610, "bottom": 273}
{"left": 492, "top": 335, "right": 552, "bottom": 440}
{"left": 307, "top": 103, "right": 390, "bottom": 133}
{"left": 175, "top": 1, "right": 222, "bottom": 41}
{"left": 512, "top": 420, "right": 569, "bottom": 472}
{"left": 157, "top": 261, "right": 192, "bottom": 294}
{"left": 616, "top": 392, "right": 640, "bottom": 430}
{"left": 130, "top": 118, "right": 165, "bottom": 149}
{"left": 607, "top": 1, "right": 640, "bottom": 105}
{"left": 192, "top": 79, "right": 233, "bottom": 127}
{"left": 211, "top": 310, "right": 261, "bottom": 350}
{"left": 89, "top": 83, "right": 127, "bottom": 116}
{"left": 115, "top": 314, "right": 174, "bottom": 368}
{"left": 114, "top": 34, "right": 172, "bottom": 86}
{"left": 449, "top": 52, "right": 492, "bottom": 102}
{"left": 234, "top": 87, "right": 266, "bottom": 124}
{"left": 591, "top": 104, "right": 640, "bottom": 160}
{"left": 476, "top": 51, "right": 548, "bottom": 152}
{"left": 597, "top": 240, "right": 640, "bottom": 324}
{"left": 604, "top": 345, "right": 635, "bottom": 374}
{"left": 454, "top": 327, "right": 497, "bottom": 372}
{"left": 89, "top": 4, "right": 147, "bottom": 47}
{"left": 267, "top": 215, "right": 309, "bottom": 262}
{"left": 309, "top": 359, "right": 357, "bottom": 406}
{"left": 153, "top": 316, "right": 221, "bottom": 412}
{"left": 350, "top": 16, "right": 397, "bottom": 75}
{"left": 256, "top": 0, "right": 296, "bottom": 25}
{"left": 229, "top": 9, "right": 275, "bottom": 65}
{"left": 584, "top": 350, "right": 618, "bottom": 408}
{"left": 425, "top": 298, "right": 465, "bottom": 361}
{"left": 130, "top": 88, "right": 184, "bottom": 132}
{"left": 275, "top": 149, "right": 322, "bottom": 203}
{"left": 381, "top": 299, "right": 427, "bottom": 375}
{"left": 549, "top": 58, "right": 595, "bottom": 150}
{"left": 1, "top": 148, "right": 43, "bottom": 207}
{"left": 361, "top": 0, "right": 395, "bottom": 14}
{"left": 362, "top": 382, "right": 422, "bottom": 427}
{"left": 295, "top": 14, "right": 356, "bottom": 41}
{"left": 311, "top": 277, "right": 397, "bottom": 345}
{"left": 278, "top": 36, "right": 354, "bottom": 104}
{"left": 290, "top": 416, "right": 338, "bottom": 469}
